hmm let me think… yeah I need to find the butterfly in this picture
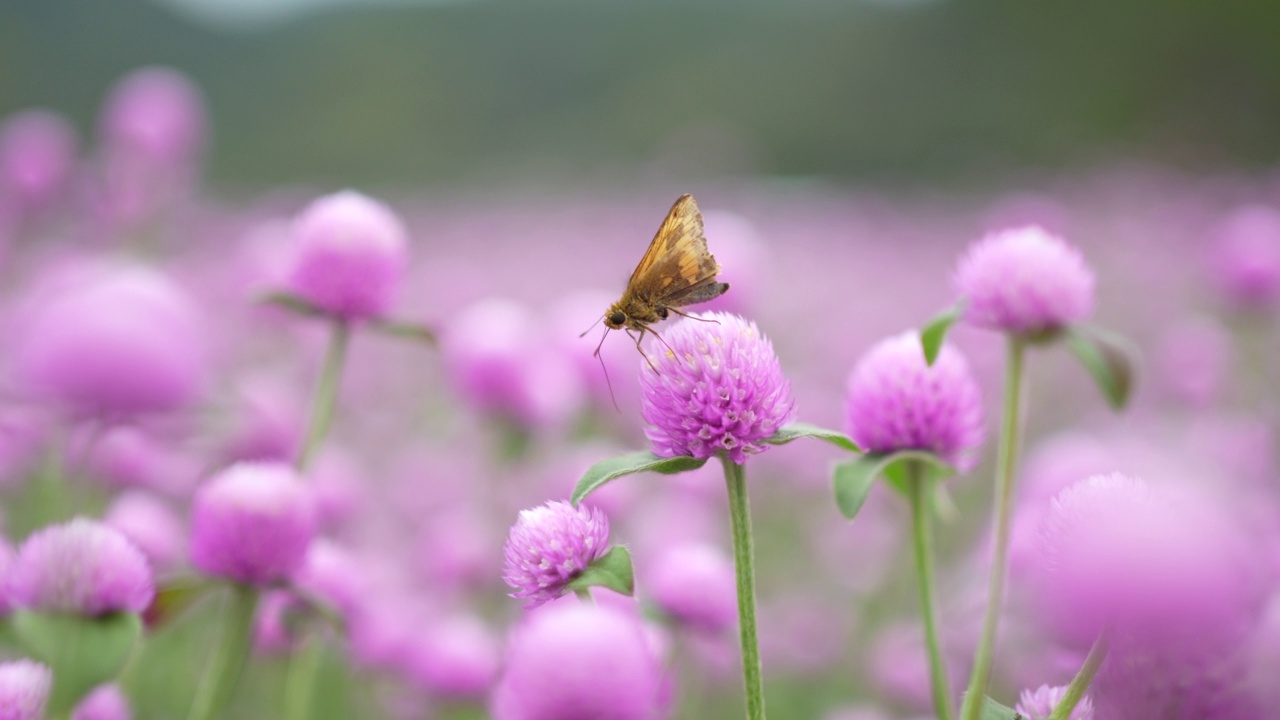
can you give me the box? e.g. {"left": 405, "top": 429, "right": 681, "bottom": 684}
{"left": 591, "top": 194, "right": 729, "bottom": 364}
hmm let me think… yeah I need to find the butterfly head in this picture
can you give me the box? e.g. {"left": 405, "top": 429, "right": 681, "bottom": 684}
{"left": 604, "top": 306, "right": 628, "bottom": 329}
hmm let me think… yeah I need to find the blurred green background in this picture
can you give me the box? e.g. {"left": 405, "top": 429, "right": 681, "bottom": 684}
{"left": 3, "top": 0, "right": 1280, "bottom": 189}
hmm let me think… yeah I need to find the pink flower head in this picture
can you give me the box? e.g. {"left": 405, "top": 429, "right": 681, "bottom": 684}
{"left": 0, "top": 110, "right": 77, "bottom": 213}
{"left": 953, "top": 226, "right": 1095, "bottom": 335}
{"left": 286, "top": 190, "right": 409, "bottom": 320}
{"left": 0, "top": 660, "right": 51, "bottom": 720}
{"left": 1209, "top": 204, "right": 1280, "bottom": 310}
{"left": 99, "top": 67, "right": 205, "bottom": 168}
{"left": 442, "top": 297, "right": 585, "bottom": 429}
{"left": 290, "top": 540, "right": 365, "bottom": 620}
{"left": 10, "top": 262, "right": 209, "bottom": 419}
{"left": 1016, "top": 684, "right": 1092, "bottom": 720}
{"left": 7, "top": 518, "right": 154, "bottom": 616}
{"left": 190, "top": 462, "right": 317, "bottom": 586}
{"left": 844, "top": 332, "right": 985, "bottom": 471}
{"left": 491, "top": 602, "right": 665, "bottom": 720}
{"left": 1032, "top": 474, "right": 1262, "bottom": 651}
{"left": 646, "top": 542, "right": 736, "bottom": 634}
{"left": 104, "top": 491, "right": 186, "bottom": 573}
{"left": 1154, "top": 316, "right": 1232, "bottom": 408}
{"left": 71, "top": 684, "right": 131, "bottom": 720}
{"left": 502, "top": 501, "right": 609, "bottom": 608}
{"left": 403, "top": 614, "right": 500, "bottom": 701}
{"left": 640, "top": 312, "right": 796, "bottom": 464}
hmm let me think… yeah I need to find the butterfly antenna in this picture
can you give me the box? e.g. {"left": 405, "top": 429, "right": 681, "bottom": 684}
{"left": 596, "top": 351, "right": 622, "bottom": 413}
{"left": 579, "top": 313, "right": 606, "bottom": 339}
{"left": 592, "top": 325, "right": 610, "bottom": 358}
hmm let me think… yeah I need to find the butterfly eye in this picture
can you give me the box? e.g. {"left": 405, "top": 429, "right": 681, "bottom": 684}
{"left": 608, "top": 311, "right": 627, "bottom": 326}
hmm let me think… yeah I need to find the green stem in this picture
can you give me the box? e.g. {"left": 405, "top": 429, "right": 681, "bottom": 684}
{"left": 284, "top": 635, "right": 326, "bottom": 720}
{"left": 296, "top": 319, "right": 351, "bottom": 473}
{"left": 1048, "top": 632, "right": 1109, "bottom": 720}
{"left": 907, "top": 460, "right": 954, "bottom": 720}
{"left": 960, "top": 336, "right": 1027, "bottom": 720}
{"left": 722, "top": 457, "right": 765, "bottom": 720}
{"left": 187, "top": 585, "right": 259, "bottom": 720}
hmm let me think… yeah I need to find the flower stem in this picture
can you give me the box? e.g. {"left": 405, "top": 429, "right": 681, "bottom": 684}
{"left": 722, "top": 457, "right": 765, "bottom": 720}
{"left": 284, "top": 635, "right": 326, "bottom": 720}
{"left": 906, "top": 459, "right": 954, "bottom": 720}
{"left": 187, "top": 584, "right": 259, "bottom": 720}
{"left": 960, "top": 336, "right": 1027, "bottom": 720}
{"left": 285, "top": 319, "right": 352, "bottom": 717}
{"left": 296, "top": 319, "right": 351, "bottom": 473}
{"left": 1048, "top": 631, "right": 1109, "bottom": 720}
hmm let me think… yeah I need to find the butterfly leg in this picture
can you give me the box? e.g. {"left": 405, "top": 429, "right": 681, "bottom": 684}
{"left": 666, "top": 307, "right": 721, "bottom": 325}
{"left": 627, "top": 328, "right": 661, "bottom": 374}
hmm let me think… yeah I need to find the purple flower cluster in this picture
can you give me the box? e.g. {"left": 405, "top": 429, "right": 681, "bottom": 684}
{"left": 7, "top": 518, "right": 154, "bottom": 616}
{"left": 190, "top": 462, "right": 317, "bottom": 586}
{"left": 0, "top": 660, "right": 51, "bottom": 720}
{"left": 491, "top": 602, "right": 666, "bottom": 720}
{"left": 286, "top": 190, "right": 409, "bottom": 320}
{"left": 1015, "top": 684, "right": 1092, "bottom": 720}
{"left": 640, "top": 312, "right": 796, "bottom": 464}
{"left": 844, "top": 332, "right": 985, "bottom": 470}
{"left": 502, "top": 501, "right": 610, "bottom": 608}
{"left": 954, "top": 225, "right": 1095, "bottom": 334}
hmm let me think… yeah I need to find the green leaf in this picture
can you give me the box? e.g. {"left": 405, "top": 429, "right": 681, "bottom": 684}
{"left": 368, "top": 317, "right": 438, "bottom": 346}
{"left": 258, "top": 291, "right": 326, "bottom": 318}
{"left": 571, "top": 452, "right": 708, "bottom": 506}
{"left": 832, "top": 458, "right": 881, "bottom": 519}
{"left": 13, "top": 611, "right": 142, "bottom": 714}
{"left": 962, "top": 692, "right": 1026, "bottom": 720}
{"left": 833, "top": 450, "right": 956, "bottom": 519}
{"left": 144, "top": 576, "right": 217, "bottom": 628}
{"left": 1064, "top": 325, "right": 1137, "bottom": 410}
{"left": 920, "top": 305, "right": 962, "bottom": 365}
{"left": 566, "top": 546, "right": 635, "bottom": 597}
{"left": 764, "top": 423, "right": 860, "bottom": 453}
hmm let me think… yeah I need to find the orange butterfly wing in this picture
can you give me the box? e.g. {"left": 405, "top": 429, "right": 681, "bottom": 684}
{"left": 627, "top": 194, "right": 725, "bottom": 307}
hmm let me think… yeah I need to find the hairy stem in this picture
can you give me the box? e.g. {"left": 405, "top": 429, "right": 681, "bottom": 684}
{"left": 907, "top": 459, "right": 954, "bottom": 720}
{"left": 723, "top": 457, "right": 765, "bottom": 720}
{"left": 960, "top": 336, "right": 1027, "bottom": 720}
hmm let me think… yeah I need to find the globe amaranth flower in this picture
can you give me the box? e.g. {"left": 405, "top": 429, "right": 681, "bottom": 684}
{"left": 0, "top": 109, "right": 77, "bottom": 213}
{"left": 844, "top": 332, "right": 985, "bottom": 471}
{"left": 491, "top": 602, "right": 665, "bottom": 720}
{"left": 99, "top": 67, "right": 205, "bottom": 169}
{"left": 286, "top": 190, "right": 409, "bottom": 320}
{"left": 640, "top": 312, "right": 796, "bottom": 464}
{"left": 646, "top": 542, "right": 736, "bottom": 634}
{"left": 1032, "top": 474, "right": 1263, "bottom": 652}
{"left": 953, "top": 225, "right": 1095, "bottom": 335}
{"left": 105, "top": 491, "right": 186, "bottom": 573}
{"left": 442, "top": 297, "right": 585, "bottom": 429}
{"left": 403, "top": 614, "right": 500, "bottom": 701}
{"left": 502, "top": 501, "right": 609, "bottom": 608}
{"left": 0, "top": 660, "right": 51, "bottom": 720}
{"left": 1016, "top": 684, "right": 1092, "bottom": 720}
{"left": 7, "top": 518, "right": 154, "bottom": 616}
{"left": 94, "top": 67, "right": 206, "bottom": 228}
{"left": 1209, "top": 204, "right": 1280, "bottom": 310}
{"left": 72, "top": 683, "right": 131, "bottom": 720}
{"left": 190, "top": 461, "right": 317, "bottom": 586}
{"left": 10, "top": 261, "right": 209, "bottom": 419}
